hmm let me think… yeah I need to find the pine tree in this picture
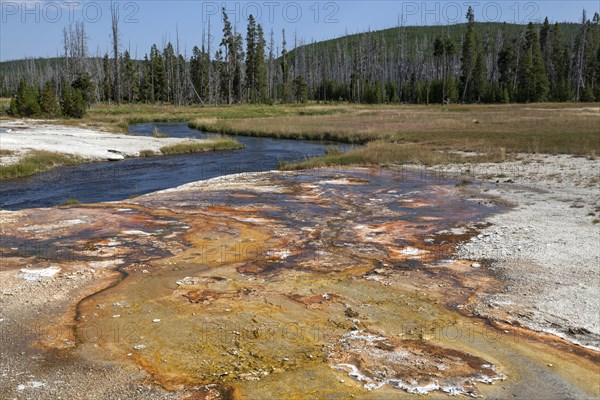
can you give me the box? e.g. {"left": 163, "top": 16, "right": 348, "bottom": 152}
{"left": 280, "top": 29, "right": 289, "bottom": 102}
{"left": 518, "top": 23, "right": 549, "bottom": 102}
{"left": 139, "top": 54, "right": 153, "bottom": 103}
{"left": 446, "top": 78, "right": 459, "bottom": 103}
{"left": 540, "top": 17, "right": 551, "bottom": 62}
{"left": 591, "top": 13, "right": 600, "bottom": 101}
{"left": 190, "top": 45, "right": 207, "bottom": 103}
{"left": 550, "top": 23, "right": 569, "bottom": 101}
{"left": 582, "top": 13, "right": 600, "bottom": 101}
{"left": 199, "top": 44, "right": 210, "bottom": 102}
{"left": 124, "top": 50, "right": 138, "bottom": 103}
{"left": 498, "top": 37, "right": 517, "bottom": 101}
{"left": 245, "top": 15, "right": 257, "bottom": 102}
{"left": 102, "top": 54, "right": 112, "bottom": 102}
{"left": 530, "top": 24, "right": 549, "bottom": 102}
{"left": 60, "top": 82, "right": 86, "bottom": 118}
{"left": 443, "top": 38, "right": 457, "bottom": 102}
{"left": 163, "top": 43, "right": 176, "bottom": 103}
{"left": 460, "top": 7, "right": 477, "bottom": 102}
{"left": 10, "top": 78, "right": 41, "bottom": 117}
{"left": 150, "top": 44, "right": 166, "bottom": 102}
{"left": 40, "top": 80, "right": 61, "bottom": 117}
{"left": 221, "top": 8, "right": 235, "bottom": 104}
{"left": 256, "top": 24, "right": 268, "bottom": 102}
{"left": 233, "top": 32, "right": 244, "bottom": 103}
{"left": 215, "top": 49, "right": 227, "bottom": 103}
{"left": 292, "top": 76, "right": 308, "bottom": 103}
{"left": 472, "top": 48, "right": 487, "bottom": 102}
{"left": 517, "top": 41, "right": 533, "bottom": 102}
{"left": 71, "top": 72, "right": 95, "bottom": 107}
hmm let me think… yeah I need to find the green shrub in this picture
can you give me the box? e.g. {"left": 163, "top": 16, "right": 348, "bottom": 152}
{"left": 60, "top": 83, "right": 86, "bottom": 118}
{"left": 10, "top": 79, "right": 41, "bottom": 117}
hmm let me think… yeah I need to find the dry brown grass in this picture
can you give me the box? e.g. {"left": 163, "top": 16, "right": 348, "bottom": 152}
{"left": 15, "top": 102, "right": 599, "bottom": 168}
{"left": 159, "top": 139, "right": 244, "bottom": 155}
{"left": 192, "top": 103, "right": 600, "bottom": 155}
{"left": 280, "top": 141, "right": 506, "bottom": 169}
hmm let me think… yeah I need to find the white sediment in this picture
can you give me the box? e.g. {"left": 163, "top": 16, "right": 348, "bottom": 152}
{"left": 421, "top": 154, "right": 600, "bottom": 349}
{"left": 19, "top": 267, "right": 61, "bottom": 281}
{"left": 0, "top": 120, "right": 214, "bottom": 164}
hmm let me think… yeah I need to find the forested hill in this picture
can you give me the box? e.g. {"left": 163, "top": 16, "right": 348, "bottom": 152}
{"left": 292, "top": 22, "right": 581, "bottom": 54}
{"left": 3, "top": 10, "right": 600, "bottom": 117}
{"left": 286, "top": 20, "right": 594, "bottom": 103}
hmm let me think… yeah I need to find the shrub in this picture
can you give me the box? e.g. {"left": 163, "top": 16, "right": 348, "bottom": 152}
{"left": 10, "top": 79, "right": 41, "bottom": 117}
{"left": 60, "top": 83, "right": 86, "bottom": 118}
{"left": 40, "top": 81, "right": 61, "bottom": 117}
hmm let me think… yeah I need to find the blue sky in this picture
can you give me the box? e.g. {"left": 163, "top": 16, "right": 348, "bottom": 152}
{"left": 1, "top": 1, "right": 599, "bottom": 61}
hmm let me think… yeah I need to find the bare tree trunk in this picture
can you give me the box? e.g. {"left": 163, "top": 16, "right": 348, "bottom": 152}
{"left": 111, "top": 1, "right": 121, "bottom": 104}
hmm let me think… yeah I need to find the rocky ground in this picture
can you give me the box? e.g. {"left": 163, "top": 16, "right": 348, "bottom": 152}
{"left": 421, "top": 154, "right": 600, "bottom": 349}
{"left": 0, "top": 120, "right": 213, "bottom": 164}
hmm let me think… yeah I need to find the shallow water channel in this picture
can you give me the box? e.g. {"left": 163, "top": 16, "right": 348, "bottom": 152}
{"left": 0, "top": 122, "right": 349, "bottom": 210}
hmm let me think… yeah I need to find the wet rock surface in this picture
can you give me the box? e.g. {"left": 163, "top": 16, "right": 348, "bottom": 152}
{"left": 1, "top": 168, "right": 598, "bottom": 399}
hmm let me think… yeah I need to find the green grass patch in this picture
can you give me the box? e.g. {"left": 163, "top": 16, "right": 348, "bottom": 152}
{"left": 159, "top": 139, "right": 244, "bottom": 155}
{"left": 0, "top": 150, "right": 82, "bottom": 180}
{"left": 61, "top": 199, "right": 81, "bottom": 206}
{"left": 0, "top": 149, "right": 14, "bottom": 156}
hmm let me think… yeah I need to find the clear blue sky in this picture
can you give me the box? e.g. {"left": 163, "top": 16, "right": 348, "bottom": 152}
{"left": 1, "top": 1, "right": 598, "bottom": 61}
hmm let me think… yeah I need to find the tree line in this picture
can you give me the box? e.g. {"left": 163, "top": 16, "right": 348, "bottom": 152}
{"left": 3, "top": 8, "right": 600, "bottom": 118}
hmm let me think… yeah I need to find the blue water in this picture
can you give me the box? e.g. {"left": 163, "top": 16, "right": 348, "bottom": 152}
{"left": 0, "top": 122, "right": 351, "bottom": 210}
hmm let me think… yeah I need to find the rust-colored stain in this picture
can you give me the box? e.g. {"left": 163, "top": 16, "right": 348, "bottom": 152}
{"left": 2, "top": 168, "right": 598, "bottom": 398}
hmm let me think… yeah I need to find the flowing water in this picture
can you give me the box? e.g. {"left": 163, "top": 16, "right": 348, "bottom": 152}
{"left": 0, "top": 122, "right": 350, "bottom": 210}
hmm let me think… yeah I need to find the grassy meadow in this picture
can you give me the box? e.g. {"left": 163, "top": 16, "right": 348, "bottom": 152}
{"left": 2, "top": 101, "right": 599, "bottom": 170}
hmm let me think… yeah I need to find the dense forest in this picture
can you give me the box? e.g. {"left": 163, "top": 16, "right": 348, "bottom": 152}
{"left": 3, "top": 7, "right": 600, "bottom": 117}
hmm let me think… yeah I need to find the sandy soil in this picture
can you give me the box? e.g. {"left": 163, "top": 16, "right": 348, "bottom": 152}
{"left": 0, "top": 120, "right": 212, "bottom": 164}
{"left": 419, "top": 154, "right": 600, "bottom": 349}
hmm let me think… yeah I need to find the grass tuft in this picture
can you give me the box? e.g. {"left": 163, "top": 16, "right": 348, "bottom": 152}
{"left": 152, "top": 126, "right": 168, "bottom": 138}
{"left": 159, "top": 139, "right": 244, "bottom": 155}
{"left": 0, "top": 150, "right": 81, "bottom": 180}
{"left": 61, "top": 199, "right": 81, "bottom": 206}
{"left": 138, "top": 149, "right": 156, "bottom": 157}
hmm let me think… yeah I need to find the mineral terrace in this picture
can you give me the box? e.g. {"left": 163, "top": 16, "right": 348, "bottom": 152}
{"left": 0, "top": 167, "right": 598, "bottom": 399}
